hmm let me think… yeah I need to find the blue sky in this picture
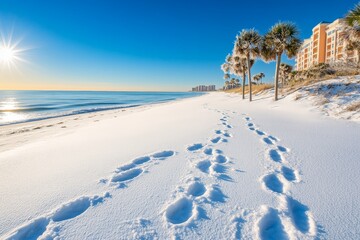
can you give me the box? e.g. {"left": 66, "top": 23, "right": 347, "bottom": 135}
{"left": 0, "top": 0, "right": 358, "bottom": 91}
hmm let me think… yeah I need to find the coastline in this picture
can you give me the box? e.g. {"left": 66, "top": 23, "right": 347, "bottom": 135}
{"left": 0, "top": 91, "right": 206, "bottom": 127}
{"left": 0, "top": 93, "right": 207, "bottom": 153}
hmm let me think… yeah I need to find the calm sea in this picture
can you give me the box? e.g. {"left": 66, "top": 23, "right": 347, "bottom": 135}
{"left": 0, "top": 90, "right": 204, "bottom": 126}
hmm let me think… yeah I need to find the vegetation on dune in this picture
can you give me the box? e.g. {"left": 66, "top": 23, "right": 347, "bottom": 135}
{"left": 346, "top": 101, "right": 360, "bottom": 111}
{"left": 224, "top": 83, "right": 273, "bottom": 95}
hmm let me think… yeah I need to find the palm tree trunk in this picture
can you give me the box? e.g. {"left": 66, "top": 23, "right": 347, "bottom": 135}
{"left": 242, "top": 72, "right": 246, "bottom": 99}
{"left": 274, "top": 53, "right": 282, "bottom": 101}
{"left": 357, "top": 49, "right": 360, "bottom": 68}
{"left": 247, "top": 54, "right": 252, "bottom": 102}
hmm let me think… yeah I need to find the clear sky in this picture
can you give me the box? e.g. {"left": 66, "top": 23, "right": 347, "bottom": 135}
{"left": 0, "top": 0, "right": 357, "bottom": 91}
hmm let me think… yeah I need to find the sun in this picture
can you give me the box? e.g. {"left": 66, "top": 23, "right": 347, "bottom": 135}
{"left": 0, "top": 34, "right": 27, "bottom": 69}
{"left": 0, "top": 45, "right": 16, "bottom": 63}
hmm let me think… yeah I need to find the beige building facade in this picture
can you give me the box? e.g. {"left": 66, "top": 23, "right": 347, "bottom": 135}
{"left": 296, "top": 18, "right": 358, "bottom": 71}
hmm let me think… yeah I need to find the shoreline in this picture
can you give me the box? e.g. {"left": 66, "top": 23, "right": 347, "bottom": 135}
{"left": 0, "top": 93, "right": 207, "bottom": 153}
{"left": 0, "top": 92, "right": 206, "bottom": 127}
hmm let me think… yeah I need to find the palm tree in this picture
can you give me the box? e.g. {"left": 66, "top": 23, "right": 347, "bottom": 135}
{"left": 279, "top": 63, "right": 293, "bottom": 86}
{"left": 253, "top": 72, "right": 265, "bottom": 84}
{"left": 262, "top": 22, "right": 301, "bottom": 101}
{"left": 230, "top": 78, "right": 236, "bottom": 89}
{"left": 221, "top": 54, "right": 234, "bottom": 89}
{"left": 342, "top": 3, "right": 360, "bottom": 66}
{"left": 234, "top": 29, "right": 262, "bottom": 101}
{"left": 224, "top": 80, "right": 230, "bottom": 90}
{"left": 232, "top": 55, "right": 246, "bottom": 98}
{"left": 345, "top": 3, "right": 360, "bottom": 26}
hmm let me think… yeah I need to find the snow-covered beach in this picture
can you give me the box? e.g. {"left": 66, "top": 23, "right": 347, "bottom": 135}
{"left": 1, "top": 78, "right": 359, "bottom": 239}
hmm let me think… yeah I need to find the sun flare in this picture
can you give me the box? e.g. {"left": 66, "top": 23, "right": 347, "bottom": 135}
{"left": 0, "top": 34, "right": 27, "bottom": 69}
{"left": 0, "top": 46, "right": 15, "bottom": 63}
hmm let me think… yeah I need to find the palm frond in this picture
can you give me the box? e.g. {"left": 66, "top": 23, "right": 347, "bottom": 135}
{"left": 345, "top": 3, "right": 360, "bottom": 27}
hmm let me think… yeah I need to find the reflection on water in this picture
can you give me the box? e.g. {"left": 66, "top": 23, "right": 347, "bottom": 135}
{"left": 0, "top": 98, "right": 27, "bottom": 124}
{"left": 0, "top": 90, "right": 204, "bottom": 126}
{"left": 0, "top": 98, "right": 17, "bottom": 111}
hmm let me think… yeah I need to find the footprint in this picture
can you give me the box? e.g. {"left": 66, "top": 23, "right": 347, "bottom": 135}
{"left": 213, "top": 154, "right": 228, "bottom": 164}
{"left": 247, "top": 123, "right": 254, "bottom": 127}
{"left": 256, "top": 130, "right": 265, "bottom": 136}
{"left": 211, "top": 137, "right": 222, "bottom": 144}
{"left": 215, "top": 130, "right": 222, "bottom": 134}
{"left": 207, "top": 185, "right": 227, "bottom": 203}
{"left": 187, "top": 143, "right": 204, "bottom": 152}
{"left": 258, "top": 206, "right": 288, "bottom": 240}
{"left": 269, "top": 149, "right": 283, "bottom": 163}
{"left": 52, "top": 197, "right": 92, "bottom": 222}
{"left": 132, "top": 156, "right": 151, "bottom": 165}
{"left": 197, "top": 160, "right": 212, "bottom": 173}
{"left": 245, "top": 117, "right": 251, "bottom": 121}
{"left": 165, "top": 197, "right": 194, "bottom": 224}
{"left": 214, "top": 149, "right": 223, "bottom": 154}
{"left": 152, "top": 150, "right": 175, "bottom": 159}
{"left": 4, "top": 193, "right": 110, "bottom": 240}
{"left": 187, "top": 182, "right": 206, "bottom": 197}
{"left": 268, "top": 135, "right": 279, "bottom": 141}
{"left": 281, "top": 166, "right": 297, "bottom": 182}
{"left": 262, "top": 174, "right": 284, "bottom": 193}
{"left": 277, "top": 146, "right": 289, "bottom": 153}
{"left": 223, "top": 133, "right": 232, "bottom": 138}
{"left": 284, "top": 196, "right": 315, "bottom": 234}
{"left": 203, "top": 148, "right": 213, "bottom": 155}
{"left": 4, "top": 217, "right": 50, "bottom": 240}
{"left": 262, "top": 137, "right": 273, "bottom": 145}
{"left": 211, "top": 163, "right": 228, "bottom": 174}
{"left": 249, "top": 127, "right": 255, "bottom": 131}
{"left": 117, "top": 163, "right": 136, "bottom": 172}
{"left": 218, "top": 174, "right": 233, "bottom": 182}
{"left": 226, "top": 125, "right": 232, "bottom": 129}
{"left": 111, "top": 168, "right": 143, "bottom": 183}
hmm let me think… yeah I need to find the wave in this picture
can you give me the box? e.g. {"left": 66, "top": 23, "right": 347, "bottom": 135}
{"left": 0, "top": 102, "right": 127, "bottom": 113}
{"left": 0, "top": 104, "right": 141, "bottom": 126}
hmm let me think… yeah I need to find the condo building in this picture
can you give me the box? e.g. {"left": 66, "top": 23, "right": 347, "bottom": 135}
{"left": 295, "top": 18, "right": 358, "bottom": 71}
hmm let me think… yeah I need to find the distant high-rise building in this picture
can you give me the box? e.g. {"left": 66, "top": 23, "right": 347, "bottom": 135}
{"left": 191, "top": 85, "right": 216, "bottom": 92}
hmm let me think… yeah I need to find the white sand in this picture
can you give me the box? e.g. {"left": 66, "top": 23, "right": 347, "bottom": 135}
{"left": 0, "top": 83, "right": 359, "bottom": 239}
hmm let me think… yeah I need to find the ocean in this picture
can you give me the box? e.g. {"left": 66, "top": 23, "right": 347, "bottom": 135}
{"left": 0, "top": 90, "right": 204, "bottom": 126}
